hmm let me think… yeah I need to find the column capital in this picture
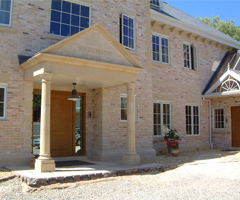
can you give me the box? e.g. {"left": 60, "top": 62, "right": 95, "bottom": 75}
{"left": 126, "top": 82, "right": 136, "bottom": 89}
{"left": 40, "top": 73, "right": 53, "bottom": 81}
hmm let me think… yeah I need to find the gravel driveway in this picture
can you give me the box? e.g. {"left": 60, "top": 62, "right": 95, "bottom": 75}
{"left": 0, "top": 151, "right": 240, "bottom": 200}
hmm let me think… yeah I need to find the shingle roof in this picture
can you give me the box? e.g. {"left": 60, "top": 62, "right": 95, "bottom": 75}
{"left": 151, "top": 2, "right": 240, "bottom": 46}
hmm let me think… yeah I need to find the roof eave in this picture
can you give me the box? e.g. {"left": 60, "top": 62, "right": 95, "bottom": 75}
{"left": 151, "top": 9, "right": 240, "bottom": 50}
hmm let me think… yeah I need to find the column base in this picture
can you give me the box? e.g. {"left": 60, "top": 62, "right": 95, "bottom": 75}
{"left": 35, "top": 159, "right": 55, "bottom": 172}
{"left": 122, "top": 153, "right": 140, "bottom": 165}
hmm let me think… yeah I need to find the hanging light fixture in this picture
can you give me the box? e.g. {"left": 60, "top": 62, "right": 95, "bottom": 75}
{"left": 68, "top": 83, "right": 81, "bottom": 101}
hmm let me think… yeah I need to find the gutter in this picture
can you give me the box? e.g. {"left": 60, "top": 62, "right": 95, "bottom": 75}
{"left": 203, "top": 97, "right": 213, "bottom": 149}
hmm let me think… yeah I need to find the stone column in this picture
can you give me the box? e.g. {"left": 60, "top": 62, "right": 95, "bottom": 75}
{"left": 35, "top": 73, "right": 55, "bottom": 172}
{"left": 122, "top": 82, "right": 140, "bottom": 165}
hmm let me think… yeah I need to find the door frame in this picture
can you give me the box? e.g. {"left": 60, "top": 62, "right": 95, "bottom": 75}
{"left": 32, "top": 89, "right": 86, "bottom": 157}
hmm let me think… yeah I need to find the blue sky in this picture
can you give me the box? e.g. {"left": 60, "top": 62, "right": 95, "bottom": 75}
{"left": 166, "top": 0, "right": 240, "bottom": 26}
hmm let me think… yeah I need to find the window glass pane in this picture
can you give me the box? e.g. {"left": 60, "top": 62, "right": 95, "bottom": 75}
{"left": 152, "top": 35, "right": 155, "bottom": 43}
{"left": 62, "top": 12, "right": 70, "bottom": 24}
{"left": 72, "top": 3, "right": 80, "bottom": 15}
{"left": 71, "top": 14, "right": 79, "bottom": 26}
{"left": 51, "top": 10, "right": 61, "bottom": 22}
{"left": 80, "top": 17, "right": 89, "bottom": 28}
{"left": 50, "top": 22, "right": 60, "bottom": 35}
{"left": 71, "top": 26, "right": 79, "bottom": 35}
{"left": 0, "top": 88, "right": 4, "bottom": 102}
{"left": 123, "top": 15, "right": 128, "bottom": 26}
{"left": 52, "top": 0, "right": 61, "bottom": 10}
{"left": 129, "top": 18, "right": 133, "bottom": 27}
{"left": 129, "top": 29, "right": 133, "bottom": 38}
{"left": 62, "top": 1, "right": 71, "bottom": 13}
{"left": 0, "top": 11, "right": 10, "bottom": 24}
{"left": 123, "top": 26, "right": 128, "bottom": 36}
{"left": 123, "top": 36, "right": 128, "bottom": 46}
{"left": 0, "top": 103, "right": 3, "bottom": 117}
{"left": 153, "top": 103, "right": 157, "bottom": 113}
{"left": 129, "top": 39, "right": 134, "bottom": 49}
{"left": 121, "top": 109, "right": 127, "bottom": 120}
{"left": 0, "top": 0, "right": 11, "bottom": 11}
{"left": 154, "top": 125, "right": 158, "bottom": 136}
{"left": 81, "top": 5, "right": 89, "bottom": 17}
{"left": 121, "top": 97, "right": 127, "bottom": 108}
{"left": 61, "top": 24, "right": 70, "bottom": 36}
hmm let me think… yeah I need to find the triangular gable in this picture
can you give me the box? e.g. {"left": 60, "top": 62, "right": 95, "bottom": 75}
{"left": 40, "top": 24, "right": 143, "bottom": 69}
{"left": 204, "top": 69, "right": 240, "bottom": 96}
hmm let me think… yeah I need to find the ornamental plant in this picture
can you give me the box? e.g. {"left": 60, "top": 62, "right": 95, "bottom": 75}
{"left": 164, "top": 129, "right": 181, "bottom": 150}
{"left": 164, "top": 129, "right": 181, "bottom": 141}
{"left": 166, "top": 140, "right": 180, "bottom": 150}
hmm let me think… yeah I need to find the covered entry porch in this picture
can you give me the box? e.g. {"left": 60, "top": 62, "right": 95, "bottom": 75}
{"left": 20, "top": 24, "right": 144, "bottom": 172}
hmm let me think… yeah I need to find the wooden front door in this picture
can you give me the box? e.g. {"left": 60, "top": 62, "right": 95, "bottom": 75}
{"left": 51, "top": 91, "right": 73, "bottom": 157}
{"left": 231, "top": 106, "right": 240, "bottom": 147}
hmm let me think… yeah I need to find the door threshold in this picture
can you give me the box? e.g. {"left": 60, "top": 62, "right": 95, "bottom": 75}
{"left": 53, "top": 156, "right": 89, "bottom": 162}
{"left": 229, "top": 147, "right": 240, "bottom": 151}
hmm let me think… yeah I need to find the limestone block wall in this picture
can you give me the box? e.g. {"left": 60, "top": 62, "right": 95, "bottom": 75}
{"left": 211, "top": 97, "right": 240, "bottom": 149}
{"left": 151, "top": 27, "right": 228, "bottom": 153}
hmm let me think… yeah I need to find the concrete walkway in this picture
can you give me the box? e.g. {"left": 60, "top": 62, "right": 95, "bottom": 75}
{"left": 6, "top": 150, "right": 238, "bottom": 187}
{"left": 7, "top": 158, "right": 165, "bottom": 186}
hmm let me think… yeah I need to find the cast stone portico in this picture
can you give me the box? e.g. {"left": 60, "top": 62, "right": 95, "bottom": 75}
{"left": 20, "top": 24, "right": 143, "bottom": 172}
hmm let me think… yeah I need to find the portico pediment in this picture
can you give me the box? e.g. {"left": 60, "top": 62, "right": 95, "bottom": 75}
{"left": 20, "top": 24, "right": 144, "bottom": 89}
{"left": 40, "top": 23, "right": 143, "bottom": 69}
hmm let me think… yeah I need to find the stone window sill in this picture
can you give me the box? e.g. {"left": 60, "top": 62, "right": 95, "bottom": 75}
{"left": 44, "top": 33, "right": 66, "bottom": 41}
{"left": 0, "top": 26, "right": 16, "bottom": 33}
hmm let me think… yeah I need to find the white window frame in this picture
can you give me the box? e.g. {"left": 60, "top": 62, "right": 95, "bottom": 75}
{"left": 0, "top": 0, "right": 13, "bottom": 27}
{"left": 50, "top": 0, "right": 91, "bottom": 37}
{"left": 153, "top": 101, "right": 172, "bottom": 137}
{"left": 213, "top": 108, "right": 225, "bottom": 130}
{"left": 185, "top": 105, "right": 200, "bottom": 135}
{"left": 0, "top": 84, "right": 7, "bottom": 119}
{"left": 120, "top": 94, "right": 137, "bottom": 123}
{"left": 183, "top": 42, "right": 198, "bottom": 71}
{"left": 152, "top": 33, "right": 170, "bottom": 64}
{"left": 121, "top": 13, "right": 136, "bottom": 50}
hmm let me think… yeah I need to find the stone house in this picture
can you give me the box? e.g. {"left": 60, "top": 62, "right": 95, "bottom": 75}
{"left": 0, "top": 0, "right": 239, "bottom": 172}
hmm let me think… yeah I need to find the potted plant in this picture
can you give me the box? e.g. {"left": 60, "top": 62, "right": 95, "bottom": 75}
{"left": 164, "top": 129, "right": 181, "bottom": 156}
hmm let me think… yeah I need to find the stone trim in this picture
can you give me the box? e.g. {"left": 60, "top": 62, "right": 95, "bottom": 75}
{"left": 17, "top": 165, "right": 178, "bottom": 187}
{"left": 0, "top": 175, "right": 16, "bottom": 182}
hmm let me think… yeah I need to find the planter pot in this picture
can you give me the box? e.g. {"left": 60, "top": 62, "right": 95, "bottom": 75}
{"left": 172, "top": 149, "right": 179, "bottom": 157}
{"left": 167, "top": 147, "right": 172, "bottom": 154}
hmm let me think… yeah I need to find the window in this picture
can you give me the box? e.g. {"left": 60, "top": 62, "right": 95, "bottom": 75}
{"left": 153, "top": 102, "right": 171, "bottom": 136}
{"left": 213, "top": 108, "right": 224, "bottom": 129}
{"left": 183, "top": 43, "right": 198, "bottom": 70}
{"left": 152, "top": 34, "right": 170, "bottom": 64}
{"left": 150, "top": 0, "right": 160, "bottom": 7}
{"left": 120, "top": 95, "right": 137, "bottom": 122}
{"left": 50, "top": 0, "right": 90, "bottom": 37}
{"left": 121, "top": 14, "right": 135, "bottom": 50}
{"left": 0, "top": 0, "right": 12, "bottom": 26}
{"left": 0, "top": 86, "right": 7, "bottom": 119}
{"left": 186, "top": 105, "right": 200, "bottom": 135}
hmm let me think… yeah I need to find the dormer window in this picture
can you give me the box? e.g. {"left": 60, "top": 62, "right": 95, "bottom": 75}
{"left": 150, "top": 0, "right": 160, "bottom": 7}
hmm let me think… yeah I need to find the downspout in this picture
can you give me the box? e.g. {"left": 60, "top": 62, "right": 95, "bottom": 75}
{"left": 203, "top": 97, "right": 213, "bottom": 149}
